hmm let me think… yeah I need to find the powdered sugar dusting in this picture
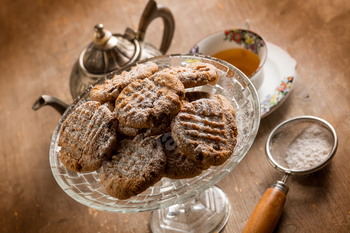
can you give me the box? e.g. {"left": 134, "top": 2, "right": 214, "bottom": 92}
{"left": 285, "top": 124, "right": 333, "bottom": 170}
{"left": 115, "top": 72, "right": 185, "bottom": 128}
{"left": 160, "top": 62, "right": 218, "bottom": 88}
{"left": 90, "top": 62, "right": 158, "bottom": 104}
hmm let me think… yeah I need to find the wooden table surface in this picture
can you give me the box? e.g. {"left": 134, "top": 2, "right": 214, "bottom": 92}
{"left": 1, "top": 0, "right": 350, "bottom": 232}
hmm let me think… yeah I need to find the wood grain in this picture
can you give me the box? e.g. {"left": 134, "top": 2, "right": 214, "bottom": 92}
{"left": 1, "top": 0, "right": 350, "bottom": 232}
{"left": 242, "top": 188, "right": 286, "bottom": 233}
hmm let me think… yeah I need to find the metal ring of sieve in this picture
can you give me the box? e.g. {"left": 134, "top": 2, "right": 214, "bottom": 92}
{"left": 265, "top": 116, "right": 338, "bottom": 176}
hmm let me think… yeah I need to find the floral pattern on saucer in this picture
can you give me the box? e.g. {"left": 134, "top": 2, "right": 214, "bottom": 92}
{"left": 224, "top": 29, "right": 265, "bottom": 55}
{"left": 261, "top": 76, "right": 294, "bottom": 115}
{"left": 190, "top": 45, "right": 199, "bottom": 54}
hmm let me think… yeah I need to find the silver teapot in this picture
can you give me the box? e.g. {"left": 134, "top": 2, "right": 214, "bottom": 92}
{"left": 33, "top": 0, "right": 174, "bottom": 113}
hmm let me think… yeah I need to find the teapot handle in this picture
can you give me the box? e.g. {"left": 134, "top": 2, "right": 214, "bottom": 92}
{"left": 137, "top": 0, "right": 175, "bottom": 54}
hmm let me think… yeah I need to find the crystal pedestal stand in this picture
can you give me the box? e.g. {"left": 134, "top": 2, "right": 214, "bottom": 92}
{"left": 150, "top": 186, "right": 230, "bottom": 233}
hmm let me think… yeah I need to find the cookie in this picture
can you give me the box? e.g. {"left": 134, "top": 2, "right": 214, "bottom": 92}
{"left": 99, "top": 135, "right": 166, "bottom": 200}
{"left": 116, "top": 122, "right": 142, "bottom": 137}
{"left": 58, "top": 101, "right": 118, "bottom": 172}
{"left": 181, "top": 96, "right": 190, "bottom": 106}
{"left": 140, "top": 98, "right": 187, "bottom": 137}
{"left": 117, "top": 120, "right": 171, "bottom": 137}
{"left": 115, "top": 71, "right": 185, "bottom": 128}
{"left": 158, "top": 133, "right": 210, "bottom": 179}
{"left": 142, "top": 121, "right": 171, "bottom": 137}
{"left": 214, "top": 94, "right": 236, "bottom": 117}
{"left": 160, "top": 62, "right": 218, "bottom": 88}
{"left": 90, "top": 62, "right": 158, "bottom": 104}
{"left": 103, "top": 101, "right": 115, "bottom": 112}
{"left": 171, "top": 99, "right": 237, "bottom": 166}
{"left": 185, "top": 91, "right": 235, "bottom": 117}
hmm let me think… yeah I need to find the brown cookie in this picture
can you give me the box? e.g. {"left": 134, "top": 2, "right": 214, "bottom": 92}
{"left": 158, "top": 133, "right": 210, "bottom": 179}
{"left": 116, "top": 122, "right": 142, "bottom": 137}
{"left": 99, "top": 135, "right": 166, "bottom": 200}
{"left": 181, "top": 96, "right": 190, "bottom": 106}
{"left": 160, "top": 62, "right": 218, "bottom": 88}
{"left": 90, "top": 62, "right": 158, "bottom": 104}
{"left": 115, "top": 72, "right": 185, "bottom": 128}
{"left": 103, "top": 101, "right": 115, "bottom": 112}
{"left": 185, "top": 91, "right": 235, "bottom": 117}
{"left": 142, "top": 121, "right": 172, "bottom": 137}
{"left": 214, "top": 94, "right": 236, "bottom": 117}
{"left": 58, "top": 101, "right": 118, "bottom": 172}
{"left": 140, "top": 99, "right": 187, "bottom": 137}
{"left": 116, "top": 121, "right": 171, "bottom": 138}
{"left": 171, "top": 99, "right": 237, "bottom": 166}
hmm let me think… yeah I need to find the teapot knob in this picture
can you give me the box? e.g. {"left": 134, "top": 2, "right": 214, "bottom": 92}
{"left": 93, "top": 23, "right": 112, "bottom": 45}
{"left": 94, "top": 24, "right": 105, "bottom": 38}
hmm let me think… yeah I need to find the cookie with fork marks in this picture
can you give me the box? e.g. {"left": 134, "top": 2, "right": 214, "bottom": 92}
{"left": 185, "top": 91, "right": 236, "bottom": 117}
{"left": 171, "top": 99, "right": 237, "bottom": 166}
{"left": 160, "top": 62, "right": 219, "bottom": 88}
{"left": 115, "top": 71, "right": 185, "bottom": 128}
{"left": 90, "top": 62, "right": 158, "bottom": 104}
{"left": 58, "top": 101, "right": 118, "bottom": 172}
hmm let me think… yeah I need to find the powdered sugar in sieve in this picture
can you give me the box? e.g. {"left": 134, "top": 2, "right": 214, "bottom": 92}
{"left": 266, "top": 116, "right": 337, "bottom": 174}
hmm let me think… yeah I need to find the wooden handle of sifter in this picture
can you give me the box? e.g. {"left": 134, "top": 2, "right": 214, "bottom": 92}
{"left": 242, "top": 181, "right": 288, "bottom": 233}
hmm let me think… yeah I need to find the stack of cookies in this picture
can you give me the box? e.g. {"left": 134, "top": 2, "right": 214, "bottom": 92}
{"left": 58, "top": 61, "right": 238, "bottom": 200}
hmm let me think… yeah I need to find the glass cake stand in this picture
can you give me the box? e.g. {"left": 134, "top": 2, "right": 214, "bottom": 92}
{"left": 49, "top": 54, "right": 261, "bottom": 233}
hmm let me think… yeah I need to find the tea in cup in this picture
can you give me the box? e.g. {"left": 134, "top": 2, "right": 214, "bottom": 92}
{"left": 190, "top": 29, "right": 267, "bottom": 90}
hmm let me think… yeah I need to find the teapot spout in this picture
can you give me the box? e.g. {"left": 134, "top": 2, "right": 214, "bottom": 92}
{"left": 32, "top": 95, "right": 69, "bottom": 115}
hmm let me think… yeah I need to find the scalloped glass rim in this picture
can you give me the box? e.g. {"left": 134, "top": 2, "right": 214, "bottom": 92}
{"left": 49, "top": 53, "right": 261, "bottom": 213}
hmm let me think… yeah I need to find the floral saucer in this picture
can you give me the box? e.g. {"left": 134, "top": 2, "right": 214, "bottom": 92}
{"left": 258, "top": 42, "right": 297, "bottom": 118}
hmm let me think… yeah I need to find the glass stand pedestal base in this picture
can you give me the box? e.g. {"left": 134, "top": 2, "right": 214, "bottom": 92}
{"left": 150, "top": 186, "right": 230, "bottom": 233}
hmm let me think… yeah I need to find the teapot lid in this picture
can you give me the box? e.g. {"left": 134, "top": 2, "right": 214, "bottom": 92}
{"left": 82, "top": 24, "right": 141, "bottom": 74}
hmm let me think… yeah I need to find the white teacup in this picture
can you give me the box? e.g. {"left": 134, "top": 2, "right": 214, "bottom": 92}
{"left": 190, "top": 28, "right": 267, "bottom": 90}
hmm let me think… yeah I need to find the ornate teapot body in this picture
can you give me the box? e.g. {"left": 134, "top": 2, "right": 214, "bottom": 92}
{"left": 70, "top": 0, "right": 174, "bottom": 99}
